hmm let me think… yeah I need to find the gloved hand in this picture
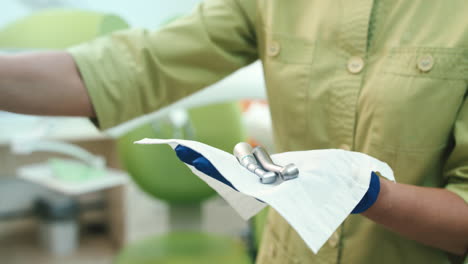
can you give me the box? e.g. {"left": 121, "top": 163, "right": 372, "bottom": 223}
{"left": 175, "top": 145, "right": 238, "bottom": 191}
{"left": 175, "top": 145, "right": 380, "bottom": 214}
{"left": 351, "top": 171, "right": 380, "bottom": 214}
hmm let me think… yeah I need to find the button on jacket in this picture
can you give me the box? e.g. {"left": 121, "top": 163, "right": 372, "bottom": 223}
{"left": 69, "top": 0, "right": 468, "bottom": 263}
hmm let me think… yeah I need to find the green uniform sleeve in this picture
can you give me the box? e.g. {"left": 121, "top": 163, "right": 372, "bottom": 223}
{"left": 444, "top": 98, "right": 468, "bottom": 204}
{"left": 67, "top": 0, "right": 257, "bottom": 129}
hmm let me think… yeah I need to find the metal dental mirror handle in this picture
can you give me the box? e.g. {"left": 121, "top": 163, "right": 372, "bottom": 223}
{"left": 253, "top": 146, "right": 299, "bottom": 180}
{"left": 233, "top": 142, "right": 277, "bottom": 184}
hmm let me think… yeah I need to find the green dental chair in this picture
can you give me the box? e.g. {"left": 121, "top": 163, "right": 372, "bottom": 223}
{"left": 115, "top": 103, "right": 253, "bottom": 264}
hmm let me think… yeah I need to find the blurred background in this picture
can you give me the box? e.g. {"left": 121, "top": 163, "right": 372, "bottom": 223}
{"left": 0, "top": 0, "right": 273, "bottom": 263}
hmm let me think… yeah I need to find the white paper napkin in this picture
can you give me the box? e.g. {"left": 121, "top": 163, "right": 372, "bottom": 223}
{"left": 135, "top": 138, "right": 395, "bottom": 253}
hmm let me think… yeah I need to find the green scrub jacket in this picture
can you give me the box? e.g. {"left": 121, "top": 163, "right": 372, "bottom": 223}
{"left": 69, "top": 0, "right": 468, "bottom": 263}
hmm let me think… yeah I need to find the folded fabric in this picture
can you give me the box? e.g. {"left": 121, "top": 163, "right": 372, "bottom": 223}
{"left": 135, "top": 138, "right": 395, "bottom": 253}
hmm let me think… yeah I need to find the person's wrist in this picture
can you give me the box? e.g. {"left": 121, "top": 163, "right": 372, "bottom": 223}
{"left": 361, "top": 176, "right": 391, "bottom": 218}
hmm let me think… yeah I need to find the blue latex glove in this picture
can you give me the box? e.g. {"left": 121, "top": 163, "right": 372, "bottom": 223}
{"left": 175, "top": 145, "right": 238, "bottom": 191}
{"left": 175, "top": 145, "right": 380, "bottom": 214}
{"left": 351, "top": 171, "right": 380, "bottom": 214}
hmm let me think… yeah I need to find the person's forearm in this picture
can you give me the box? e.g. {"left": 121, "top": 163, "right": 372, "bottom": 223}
{"left": 362, "top": 178, "right": 468, "bottom": 256}
{"left": 0, "top": 51, "right": 94, "bottom": 117}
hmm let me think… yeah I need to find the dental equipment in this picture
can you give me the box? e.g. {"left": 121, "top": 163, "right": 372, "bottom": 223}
{"left": 253, "top": 146, "right": 299, "bottom": 180}
{"left": 233, "top": 142, "right": 277, "bottom": 184}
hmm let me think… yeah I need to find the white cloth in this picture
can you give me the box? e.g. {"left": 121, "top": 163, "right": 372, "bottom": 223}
{"left": 135, "top": 138, "right": 395, "bottom": 253}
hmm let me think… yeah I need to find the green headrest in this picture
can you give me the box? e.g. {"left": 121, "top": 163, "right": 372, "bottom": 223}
{"left": 117, "top": 103, "right": 246, "bottom": 204}
{"left": 0, "top": 9, "right": 128, "bottom": 49}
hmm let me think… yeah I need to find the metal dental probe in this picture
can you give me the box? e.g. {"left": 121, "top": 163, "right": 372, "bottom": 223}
{"left": 253, "top": 146, "right": 299, "bottom": 180}
{"left": 233, "top": 142, "right": 277, "bottom": 184}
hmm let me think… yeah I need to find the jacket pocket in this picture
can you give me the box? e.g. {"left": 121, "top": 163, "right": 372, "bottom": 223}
{"left": 370, "top": 47, "right": 468, "bottom": 152}
{"left": 383, "top": 47, "right": 468, "bottom": 80}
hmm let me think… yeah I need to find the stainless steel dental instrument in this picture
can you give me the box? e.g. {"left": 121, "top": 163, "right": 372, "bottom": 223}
{"left": 233, "top": 142, "right": 277, "bottom": 184}
{"left": 253, "top": 146, "right": 299, "bottom": 180}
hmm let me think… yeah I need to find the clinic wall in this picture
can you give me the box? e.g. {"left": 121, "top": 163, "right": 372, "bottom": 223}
{"left": 0, "top": 0, "right": 202, "bottom": 231}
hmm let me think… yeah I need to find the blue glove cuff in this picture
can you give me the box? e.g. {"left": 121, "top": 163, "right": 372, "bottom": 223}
{"left": 351, "top": 171, "right": 380, "bottom": 214}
